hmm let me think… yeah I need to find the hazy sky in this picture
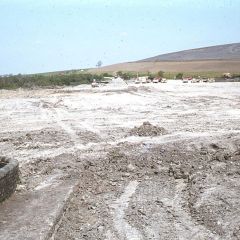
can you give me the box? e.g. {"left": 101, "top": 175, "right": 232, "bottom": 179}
{"left": 0, "top": 0, "right": 240, "bottom": 74}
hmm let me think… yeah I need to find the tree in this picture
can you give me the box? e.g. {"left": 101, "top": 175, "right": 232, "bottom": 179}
{"left": 116, "top": 71, "right": 123, "bottom": 77}
{"left": 122, "top": 73, "right": 130, "bottom": 80}
{"left": 96, "top": 60, "right": 102, "bottom": 68}
{"left": 102, "top": 72, "right": 113, "bottom": 77}
{"left": 176, "top": 73, "right": 183, "bottom": 79}
{"left": 157, "top": 71, "right": 164, "bottom": 78}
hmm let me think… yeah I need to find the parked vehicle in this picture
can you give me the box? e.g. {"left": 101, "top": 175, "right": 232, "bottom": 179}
{"left": 202, "top": 77, "right": 208, "bottom": 82}
{"left": 208, "top": 78, "right": 215, "bottom": 83}
{"left": 139, "top": 76, "right": 148, "bottom": 84}
{"left": 91, "top": 79, "right": 99, "bottom": 87}
{"left": 135, "top": 79, "right": 140, "bottom": 84}
{"left": 191, "top": 78, "right": 200, "bottom": 83}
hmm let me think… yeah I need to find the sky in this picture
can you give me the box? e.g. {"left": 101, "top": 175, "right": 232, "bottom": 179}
{"left": 0, "top": 0, "right": 240, "bottom": 74}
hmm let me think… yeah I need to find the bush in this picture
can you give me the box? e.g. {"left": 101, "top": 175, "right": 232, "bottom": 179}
{"left": 176, "top": 73, "right": 183, "bottom": 79}
{"left": 157, "top": 71, "right": 164, "bottom": 78}
{"left": 0, "top": 73, "right": 103, "bottom": 89}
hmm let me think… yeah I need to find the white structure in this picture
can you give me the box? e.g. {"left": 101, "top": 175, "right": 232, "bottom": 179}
{"left": 91, "top": 79, "right": 99, "bottom": 88}
{"left": 138, "top": 76, "right": 148, "bottom": 84}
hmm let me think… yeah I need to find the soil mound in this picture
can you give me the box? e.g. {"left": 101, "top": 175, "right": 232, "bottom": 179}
{"left": 129, "top": 121, "right": 167, "bottom": 137}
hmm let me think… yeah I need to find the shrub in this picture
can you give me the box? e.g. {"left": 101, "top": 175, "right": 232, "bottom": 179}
{"left": 176, "top": 73, "right": 183, "bottom": 79}
{"left": 157, "top": 71, "right": 164, "bottom": 78}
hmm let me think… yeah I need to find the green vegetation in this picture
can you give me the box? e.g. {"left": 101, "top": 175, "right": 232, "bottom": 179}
{"left": 2, "top": 70, "right": 239, "bottom": 90}
{"left": 232, "top": 73, "right": 240, "bottom": 78}
{"left": 116, "top": 71, "right": 137, "bottom": 80}
{"left": 94, "top": 71, "right": 240, "bottom": 80}
{"left": 157, "top": 71, "right": 165, "bottom": 78}
{"left": 114, "top": 70, "right": 239, "bottom": 80}
{"left": 0, "top": 73, "right": 104, "bottom": 89}
{"left": 176, "top": 73, "right": 183, "bottom": 79}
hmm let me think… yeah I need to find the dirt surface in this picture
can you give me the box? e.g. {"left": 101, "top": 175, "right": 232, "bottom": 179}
{"left": 0, "top": 81, "right": 240, "bottom": 239}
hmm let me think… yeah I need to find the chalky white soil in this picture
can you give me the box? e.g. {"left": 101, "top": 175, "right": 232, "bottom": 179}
{"left": 0, "top": 80, "right": 240, "bottom": 240}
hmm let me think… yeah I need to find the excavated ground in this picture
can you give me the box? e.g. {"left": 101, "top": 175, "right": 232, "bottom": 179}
{"left": 0, "top": 81, "right": 240, "bottom": 240}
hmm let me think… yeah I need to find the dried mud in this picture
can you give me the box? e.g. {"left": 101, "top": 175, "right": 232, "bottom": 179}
{"left": 0, "top": 81, "right": 240, "bottom": 239}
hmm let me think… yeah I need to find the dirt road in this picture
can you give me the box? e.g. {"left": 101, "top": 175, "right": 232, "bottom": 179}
{"left": 0, "top": 81, "right": 240, "bottom": 239}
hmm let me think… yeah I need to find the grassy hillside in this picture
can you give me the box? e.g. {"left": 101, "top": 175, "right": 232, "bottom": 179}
{"left": 91, "top": 43, "right": 240, "bottom": 74}
{"left": 140, "top": 43, "right": 240, "bottom": 62}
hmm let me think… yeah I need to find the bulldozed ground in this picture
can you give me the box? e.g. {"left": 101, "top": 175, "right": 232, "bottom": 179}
{"left": 0, "top": 81, "right": 240, "bottom": 240}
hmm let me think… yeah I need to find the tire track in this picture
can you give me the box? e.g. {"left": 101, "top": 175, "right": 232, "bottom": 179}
{"left": 111, "top": 181, "right": 143, "bottom": 240}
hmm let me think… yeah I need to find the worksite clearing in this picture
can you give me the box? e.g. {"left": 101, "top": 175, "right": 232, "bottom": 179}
{"left": 0, "top": 80, "right": 240, "bottom": 240}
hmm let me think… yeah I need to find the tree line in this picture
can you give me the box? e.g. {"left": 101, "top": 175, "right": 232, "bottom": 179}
{"left": 0, "top": 73, "right": 105, "bottom": 89}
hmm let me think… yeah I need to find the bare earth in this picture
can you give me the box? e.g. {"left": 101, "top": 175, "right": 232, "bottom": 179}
{"left": 0, "top": 81, "right": 240, "bottom": 240}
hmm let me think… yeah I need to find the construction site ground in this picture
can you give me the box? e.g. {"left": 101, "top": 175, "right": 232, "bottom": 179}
{"left": 0, "top": 80, "right": 240, "bottom": 240}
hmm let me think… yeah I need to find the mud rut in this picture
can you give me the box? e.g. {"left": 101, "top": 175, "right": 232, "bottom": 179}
{"left": 38, "top": 98, "right": 240, "bottom": 240}
{"left": 1, "top": 83, "right": 240, "bottom": 240}
{"left": 50, "top": 138, "right": 240, "bottom": 240}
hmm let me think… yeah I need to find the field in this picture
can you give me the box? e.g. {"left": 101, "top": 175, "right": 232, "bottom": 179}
{"left": 91, "top": 60, "right": 240, "bottom": 76}
{"left": 0, "top": 80, "right": 240, "bottom": 239}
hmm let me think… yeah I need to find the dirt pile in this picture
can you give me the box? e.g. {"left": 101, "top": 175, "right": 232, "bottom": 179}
{"left": 77, "top": 130, "right": 102, "bottom": 144}
{"left": 129, "top": 121, "right": 167, "bottom": 137}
